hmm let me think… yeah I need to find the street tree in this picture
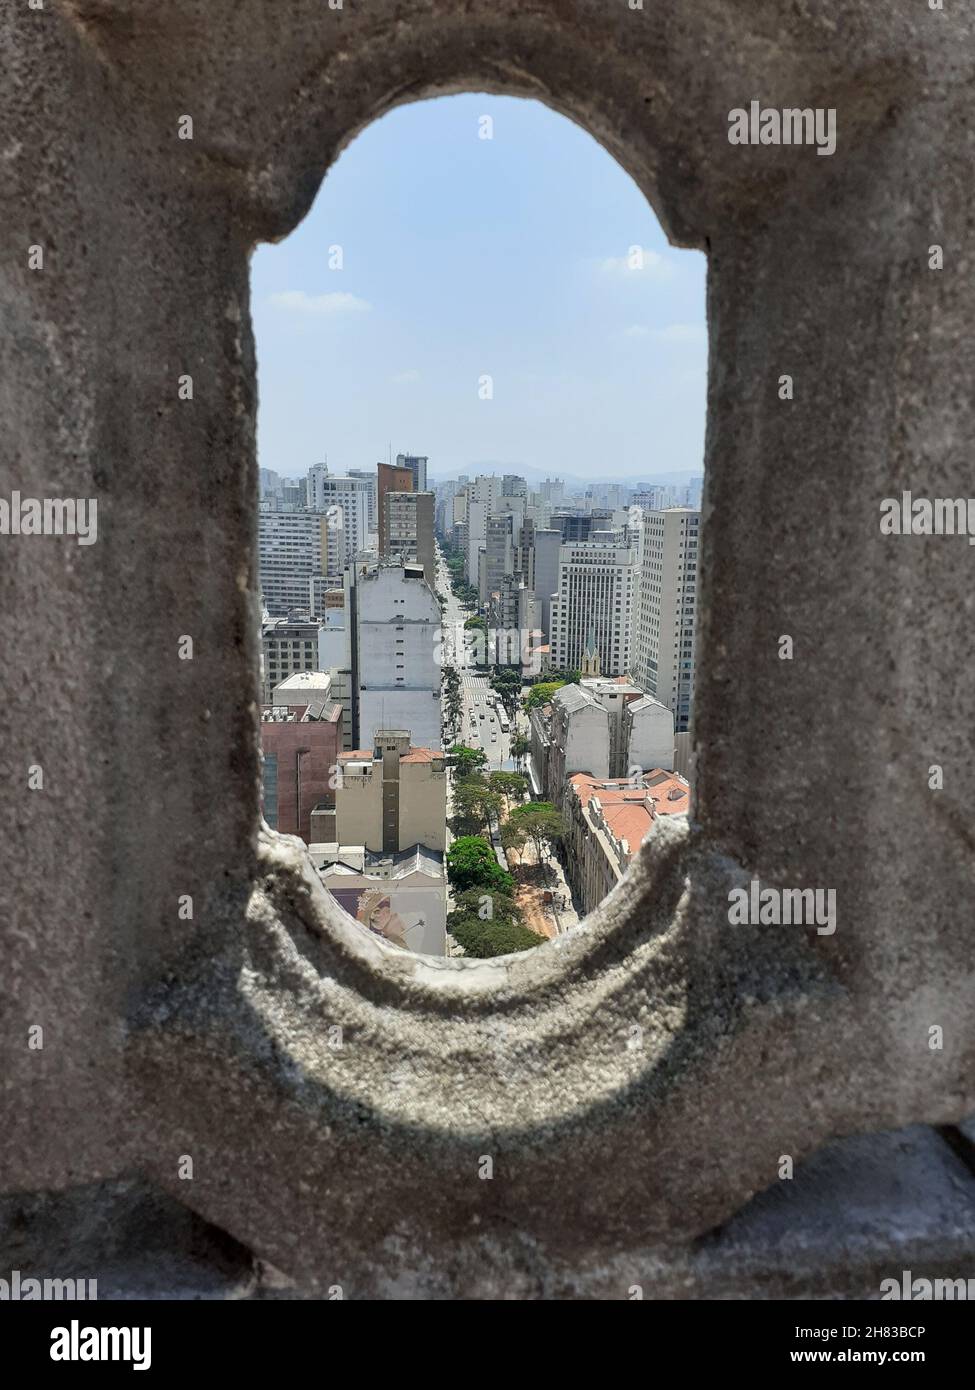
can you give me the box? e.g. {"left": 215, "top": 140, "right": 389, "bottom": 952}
{"left": 448, "top": 915, "right": 546, "bottom": 959}
{"left": 448, "top": 744, "right": 488, "bottom": 778}
{"left": 451, "top": 776, "right": 504, "bottom": 835}
{"left": 508, "top": 802, "right": 566, "bottom": 873}
{"left": 446, "top": 836, "right": 515, "bottom": 895}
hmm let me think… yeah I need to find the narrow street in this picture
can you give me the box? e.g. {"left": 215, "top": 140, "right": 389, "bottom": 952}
{"left": 436, "top": 542, "right": 581, "bottom": 943}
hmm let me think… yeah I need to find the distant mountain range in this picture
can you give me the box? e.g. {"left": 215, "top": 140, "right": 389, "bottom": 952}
{"left": 427, "top": 461, "right": 701, "bottom": 488}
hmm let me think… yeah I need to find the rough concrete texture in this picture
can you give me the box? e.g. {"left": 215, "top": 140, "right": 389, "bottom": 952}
{"left": 3, "top": 1123, "right": 974, "bottom": 1299}
{"left": 1, "top": 0, "right": 974, "bottom": 1295}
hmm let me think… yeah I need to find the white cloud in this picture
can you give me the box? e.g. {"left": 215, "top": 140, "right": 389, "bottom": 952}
{"left": 623, "top": 325, "right": 650, "bottom": 338}
{"left": 650, "top": 323, "right": 706, "bottom": 344}
{"left": 391, "top": 369, "right": 421, "bottom": 384}
{"left": 269, "top": 290, "right": 371, "bottom": 315}
{"left": 599, "top": 247, "right": 674, "bottom": 280}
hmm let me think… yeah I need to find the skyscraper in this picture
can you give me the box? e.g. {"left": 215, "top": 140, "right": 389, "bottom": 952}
{"left": 258, "top": 508, "right": 328, "bottom": 615}
{"left": 384, "top": 491, "right": 436, "bottom": 587}
{"left": 549, "top": 538, "right": 638, "bottom": 677}
{"left": 308, "top": 474, "right": 371, "bottom": 579}
{"left": 378, "top": 461, "right": 413, "bottom": 557}
{"left": 351, "top": 562, "right": 442, "bottom": 752}
{"left": 631, "top": 508, "right": 700, "bottom": 733}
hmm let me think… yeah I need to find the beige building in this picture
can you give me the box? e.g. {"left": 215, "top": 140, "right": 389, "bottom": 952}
{"left": 336, "top": 730, "right": 446, "bottom": 854}
{"left": 631, "top": 508, "right": 700, "bottom": 733}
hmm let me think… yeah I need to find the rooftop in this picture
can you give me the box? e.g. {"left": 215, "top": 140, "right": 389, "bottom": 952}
{"left": 338, "top": 746, "right": 442, "bottom": 763}
{"left": 570, "top": 767, "right": 690, "bottom": 839}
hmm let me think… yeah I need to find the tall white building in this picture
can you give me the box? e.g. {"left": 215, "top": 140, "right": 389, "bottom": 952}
{"left": 462, "top": 475, "right": 504, "bottom": 583}
{"left": 258, "top": 508, "right": 327, "bottom": 615}
{"left": 348, "top": 468, "right": 379, "bottom": 534}
{"left": 307, "top": 468, "right": 372, "bottom": 579}
{"left": 352, "top": 563, "right": 442, "bottom": 752}
{"left": 549, "top": 538, "right": 638, "bottom": 676}
{"left": 631, "top": 508, "right": 700, "bottom": 733}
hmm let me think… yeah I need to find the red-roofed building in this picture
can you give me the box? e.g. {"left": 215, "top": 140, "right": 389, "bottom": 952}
{"left": 565, "top": 768, "right": 690, "bottom": 914}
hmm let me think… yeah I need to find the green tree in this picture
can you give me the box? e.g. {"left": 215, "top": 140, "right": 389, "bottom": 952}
{"left": 523, "top": 681, "right": 567, "bottom": 711}
{"left": 488, "top": 771, "right": 528, "bottom": 805}
{"left": 508, "top": 802, "right": 566, "bottom": 872}
{"left": 464, "top": 615, "right": 487, "bottom": 632}
{"left": 510, "top": 731, "right": 531, "bottom": 768}
{"left": 489, "top": 666, "right": 522, "bottom": 712}
{"left": 449, "top": 887, "right": 523, "bottom": 924}
{"left": 451, "top": 776, "right": 504, "bottom": 835}
{"left": 448, "top": 916, "right": 546, "bottom": 958}
{"left": 500, "top": 818, "right": 528, "bottom": 862}
{"left": 446, "top": 837, "right": 515, "bottom": 895}
{"left": 448, "top": 744, "right": 488, "bottom": 778}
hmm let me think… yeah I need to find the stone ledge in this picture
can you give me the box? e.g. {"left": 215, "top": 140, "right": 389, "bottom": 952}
{"left": 3, "top": 1124, "right": 972, "bottom": 1300}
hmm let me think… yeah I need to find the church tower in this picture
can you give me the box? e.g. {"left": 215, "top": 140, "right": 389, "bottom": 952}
{"left": 581, "top": 627, "right": 601, "bottom": 679}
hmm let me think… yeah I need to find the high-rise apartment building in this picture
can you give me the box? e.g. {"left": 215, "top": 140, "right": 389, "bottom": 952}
{"left": 549, "top": 539, "right": 638, "bottom": 677}
{"left": 258, "top": 509, "right": 328, "bottom": 615}
{"left": 631, "top": 508, "right": 700, "bottom": 733}
{"left": 550, "top": 509, "right": 615, "bottom": 543}
{"left": 377, "top": 462, "right": 413, "bottom": 557}
{"left": 352, "top": 562, "right": 442, "bottom": 752}
{"left": 384, "top": 491, "right": 436, "bottom": 587}
{"left": 532, "top": 528, "right": 562, "bottom": 642}
{"left": 348, "top": 468, "right": 379, "bottom": 534}
{"left": 306, "top": 471, "right": 371, "bottom": 579}
{"left": 481, "top": 513, "right": 514, "bottom": 603}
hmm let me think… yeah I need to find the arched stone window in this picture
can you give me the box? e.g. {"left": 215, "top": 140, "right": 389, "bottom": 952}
{"left": 3, "top": 0, "right": 973, "bottom": 1297}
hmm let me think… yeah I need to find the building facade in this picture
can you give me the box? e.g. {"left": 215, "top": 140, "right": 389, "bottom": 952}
{"left": 377, "top": 462, "right": 413, "bottom": 556}
{"left": 310, "top": 474, "right": 372, "bottom": 579}
{"left": 261, "top": 617, "right": 323, "bottom": 701}
{"left": 336, "top": 731, "right": 446, "bottom": 854}
{"left": 395, "top": 453, "right": 428, "bottom": 493}
{"left": 384, "top": 490, "right": 436, "bottom": 587}
{"left": 631, "top": 508, "right": 700, "bottom": 733}
{"left": 260, "top": 699, "right": 342, "bottom": 842}
{"left": 353, "top": 562, "right": 443, "bottom": 752}
{"left": 258, "top": 509, "right": 328, "bottom": 615}
{"left": 549, "top": 540, "right": 638, "bottom": 677}
{"left": 564, "top": 768, "right": 690, "bottom": 917}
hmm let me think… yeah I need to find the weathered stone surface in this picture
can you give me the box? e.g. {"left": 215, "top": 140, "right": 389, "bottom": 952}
{"left": 1, "top": 0, "right": 973, "bottom": 1294}
{"left": 4, "top": 1124, "right": 973, "bottom": 1299}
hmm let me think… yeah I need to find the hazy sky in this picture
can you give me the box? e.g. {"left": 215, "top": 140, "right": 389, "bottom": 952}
{"left": 252, "top": 94, "right": 707, "bottom": 484}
